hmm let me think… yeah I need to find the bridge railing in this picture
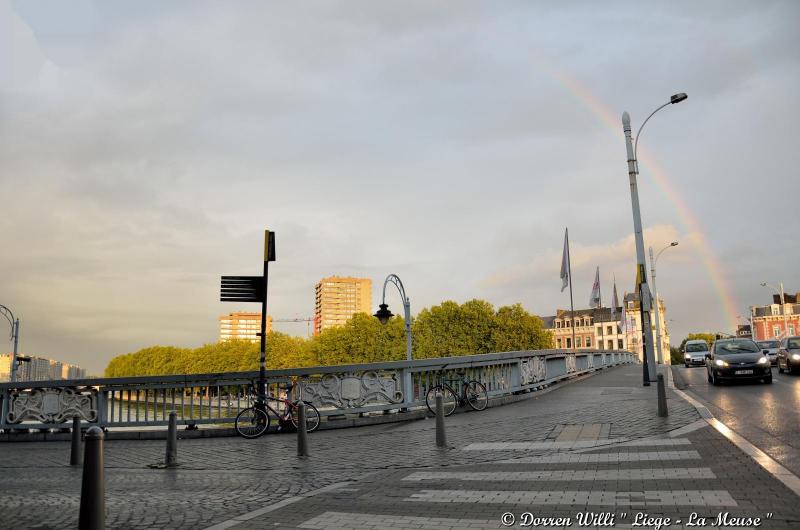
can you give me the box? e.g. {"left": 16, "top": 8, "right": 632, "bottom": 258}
{"left": 0, "top": 349, "right": 635, "bottom": 431}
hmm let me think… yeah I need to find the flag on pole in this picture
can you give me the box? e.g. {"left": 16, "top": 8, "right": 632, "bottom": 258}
{"left": 560, "top": 228, "right": 570, "bottom": 292}
{"left": 589, "top": 266, "right": 601, "bottom": 308}
{"left": 611, "top": 276, "right": 620, "bottom": 325}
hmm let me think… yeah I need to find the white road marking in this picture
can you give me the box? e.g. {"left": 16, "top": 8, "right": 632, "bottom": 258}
{"left": 405, "top": 489, "right": 737, "bottom": 506}
{"left": 403, "top": 467, "right": 715, "bottom": 481}
{"left": 499, "top": 450, "right": 700, "bottom": 463}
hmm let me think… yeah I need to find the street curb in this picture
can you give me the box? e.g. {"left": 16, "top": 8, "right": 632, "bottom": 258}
{"left": 666, "top": 365, "right": 800, "bottom": 497}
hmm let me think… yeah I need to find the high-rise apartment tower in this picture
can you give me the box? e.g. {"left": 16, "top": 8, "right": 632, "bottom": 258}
{"left": 314, "top": 276, "right": 372, "bottom": 335}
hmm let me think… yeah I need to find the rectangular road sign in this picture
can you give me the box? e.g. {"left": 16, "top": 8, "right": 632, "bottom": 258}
{"left": 220, "top": 276, "right": 265, "bottom": 302}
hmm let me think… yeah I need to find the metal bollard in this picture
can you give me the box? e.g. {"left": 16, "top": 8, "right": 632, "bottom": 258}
{"left": 435, "top": 392, "right": 447, "bottom": 448}
{"left": 657, "top": 374, "right": 669, "bottom": 417}
{"left": 296, "top": 402, "right": 309, "bottom": 457}
{"left": 70, "top": 416, "right": 82, "bottom": 466}
{"left": 79, "top": 426, "right": 105, "bottom": 530}
{"left": 165, "top": 411, "right": 178, "bottom": 467}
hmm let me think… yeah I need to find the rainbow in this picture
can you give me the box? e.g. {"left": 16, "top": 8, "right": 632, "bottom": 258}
{"left": 544, "top": 66, "right": 741, "bottom": 332}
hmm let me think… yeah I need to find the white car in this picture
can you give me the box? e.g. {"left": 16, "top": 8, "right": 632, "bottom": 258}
{"left": 684, "top": 340, "right": 710, "bottom": 367}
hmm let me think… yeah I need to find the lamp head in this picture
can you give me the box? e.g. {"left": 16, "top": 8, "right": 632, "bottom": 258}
{"left": 374, "top": 303, "right": 393, "bottom": 325}
{"left": 760, "top": 282, "right": 767, "bottom": 287}
{"left": 670, "top": 241, "right": 679, "bottom": 247}
{"left": 670, "top": 93, "right": 688, "bottom": 104}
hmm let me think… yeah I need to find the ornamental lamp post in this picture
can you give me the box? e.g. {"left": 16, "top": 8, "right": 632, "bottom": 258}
{"left": 622, "top": 92, "right": 687, "bottom": 384}
{"left": 374, "top": 274, "right": 413, "bottom": 409}
{"left": 649, "top": 241, "right": 678, "bottom": 364}
{"left": 0, "top": 305, "right": 20, "bottom": 383}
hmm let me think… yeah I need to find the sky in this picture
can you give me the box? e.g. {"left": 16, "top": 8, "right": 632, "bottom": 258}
{"left": 1, "top": 0, "right": 799, "bottom": 374}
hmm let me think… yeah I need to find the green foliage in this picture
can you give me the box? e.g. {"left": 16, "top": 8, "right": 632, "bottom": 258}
{"left": 104, "top": 300, "right": 554, "bottom": 377}
{"left": 669, "top": 346, "right": 683, "bottom": 365}
{"left": 677, "top": 333, "right": 716, "bottom": 354}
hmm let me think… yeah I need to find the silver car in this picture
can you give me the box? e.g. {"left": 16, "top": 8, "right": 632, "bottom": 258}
{"left": 777, "top": 336, "right": 800, "bottom": 374}
{"left": 684, "top": 340, "right": 710, "bottom": 367}
{"left": 757, "top": 340, "right": 779, "bottom": 365}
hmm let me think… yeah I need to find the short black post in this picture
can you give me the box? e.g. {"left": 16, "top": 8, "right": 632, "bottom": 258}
{"left": 165, "top": 411, "right": 178, "bottom": 467}
{"left": 657, "top": 374, "right": 668, "bottom": 417}
{"left": 435, "top": 392, "right": 447, "bottom": 448}
{"left": 70, "top": 416, "right": 82, "bottom": 466}
{"left": 79, "top": 426, "right": 105, "bottom": 530}
{"left": 296, "top": 402, "right": 309, "bottom": 457}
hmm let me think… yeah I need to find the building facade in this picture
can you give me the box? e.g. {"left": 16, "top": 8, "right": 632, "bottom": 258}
{"left": 314, "top": 276, "right": 372, "bottom": 335}
{"left": 751, "top": 292, "right": 799, "bottom": 341}
{"left": 0, "top": 354, "right": 86, "bottom": 382}
{"left": 543, "top": 292, "right": 671, "bottom": 364}
{"left": 219, "top": 312, "right": 273, "bottom": 343}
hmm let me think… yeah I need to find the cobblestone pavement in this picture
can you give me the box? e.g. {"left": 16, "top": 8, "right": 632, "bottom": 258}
{"left": 0, "top": 365, "right": 717, "bottom": 529}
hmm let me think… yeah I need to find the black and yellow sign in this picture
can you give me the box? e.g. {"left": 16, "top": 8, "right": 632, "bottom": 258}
{"left": 264, "top": 230, "right": 276, "bottom": 262}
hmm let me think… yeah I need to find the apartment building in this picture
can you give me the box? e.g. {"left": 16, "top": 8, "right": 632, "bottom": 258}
{"left": 751, "top": 291, "right": 799, "bottom": 341}
{"left": 219, "top": 312, "right": 273, "bottom": 343}
{"left": 0, "top": 354, "right": 86, "bottom": 382}
{"left": 314, "top": 276, "right": 372, "bottom": 335}
{"left": 543, "top": 292, "right": 670, "bottom": 363}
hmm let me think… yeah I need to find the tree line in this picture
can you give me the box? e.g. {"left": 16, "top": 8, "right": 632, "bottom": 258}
{"left": 104, "top": 300, "right": 554, "bottom": 377}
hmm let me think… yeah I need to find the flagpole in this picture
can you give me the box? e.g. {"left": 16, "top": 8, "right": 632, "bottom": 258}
{"left": 567, "top": 230, "right": 575, "bottom": 351}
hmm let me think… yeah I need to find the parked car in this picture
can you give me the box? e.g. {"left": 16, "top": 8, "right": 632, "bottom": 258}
{"left": 706, "top": 338, "right": 772, "bottom": 385}
{"left": 756, "top": 340, "right": 780, "bottom": 365}
{"left": 684, "top": 339, "right": 710, "bottom": 367}
{"left": 777, "top": 336, "right": 800, "bottom": 374}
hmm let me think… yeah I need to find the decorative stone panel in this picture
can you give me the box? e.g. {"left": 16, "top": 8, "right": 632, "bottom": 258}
{"left": 7, "top": 388, "right": 97, "bottom": 424}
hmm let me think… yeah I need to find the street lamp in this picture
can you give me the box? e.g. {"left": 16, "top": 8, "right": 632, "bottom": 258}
{"left": 649, "top": 241, "right": 678, "bottom": 364}
{"left": 0, "top": 304, "right": 20, "bottom": 383}
{"left": 374, "top": 274, "right": 413, "bottom": 408}
{"left": 760, "top": 282, "right": 789, "bottom": 340}
{"left": 622, "top": 92, "right": 687, "bottom": 385}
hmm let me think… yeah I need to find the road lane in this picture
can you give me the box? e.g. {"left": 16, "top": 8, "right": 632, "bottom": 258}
{"left": 676, "top": 364, "right": 800, "bottom": 476}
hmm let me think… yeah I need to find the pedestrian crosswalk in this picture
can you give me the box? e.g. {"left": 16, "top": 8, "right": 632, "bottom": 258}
{"left": 293, "top": 430, "right": 740, "bottom": 530}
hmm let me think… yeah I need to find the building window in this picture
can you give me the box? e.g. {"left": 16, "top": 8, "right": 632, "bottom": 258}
{"left": 585, "top": 337, "right": 592, "bottom": 348}
{"left": 607, "top": 326, "right": 613, "bottom": 335}
{"left": 576, "top": 337, "right": 582, "bottom": 347}
{"left": 556, "top": 338, "right": 562, "bottom": 348}
{"left": 608, "top": 340, "right": 614, "bottom": 350}
{"left": 566, "top": 338, "right": 571, "bottom": 348}
{"left": 618, "top": 339, "right": 624, "bottom": 349}
{"left": 789, "top": 324, "right": 796, "bottom": 336}
{"left": 774, "top": 326, "right": 781, "bottom": 338}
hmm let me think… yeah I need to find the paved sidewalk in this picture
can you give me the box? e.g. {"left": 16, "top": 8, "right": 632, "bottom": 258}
{"left": 210, "top": 365, "right": 800, "bottom": 530}
{"left": 3, "top": 364, "right": 791, "bottom": 529}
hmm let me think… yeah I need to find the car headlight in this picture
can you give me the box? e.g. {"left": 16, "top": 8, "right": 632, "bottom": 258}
{"left": 684, "top": 353, "right": 690, "bottom": 358}
{"left": 792, "top": 353, "right": 800, "bottom": 361}
{"left": 757, "top": 357, "right": 768, "bottom": 365}
{"left": 714, "top": 359, "right": 728, "bottom": 367}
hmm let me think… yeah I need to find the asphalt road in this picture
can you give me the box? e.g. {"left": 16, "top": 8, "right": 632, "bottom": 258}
{"left": 676, "top": 364, "right": 800, "bottom": 476}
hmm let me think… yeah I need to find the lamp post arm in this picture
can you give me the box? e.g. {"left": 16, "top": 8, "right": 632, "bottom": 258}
{"left": 0, "top": 305, "right": 16, "bottom": 339}
{"left": 634, "top": 101, "right": 671, "bottom": 165}
{"left": 382, "top": 274, "right": 409, "bottom": 314}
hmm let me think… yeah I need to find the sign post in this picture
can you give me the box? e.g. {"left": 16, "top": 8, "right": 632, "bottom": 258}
{"left": 220, "top": 230, "right": 275, "bottom": 400}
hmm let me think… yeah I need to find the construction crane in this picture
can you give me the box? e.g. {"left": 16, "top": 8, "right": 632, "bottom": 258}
{"left": 273, "top": 317, "right": 315, "bottom": 337}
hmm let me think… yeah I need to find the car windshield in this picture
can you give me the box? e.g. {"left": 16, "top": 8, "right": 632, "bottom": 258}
{"left": 715, "top": 340, "right": 760, "bottom": 354}
{"left": 758, "top": 341, "right": 779, "bottom": 349}
{"left": 788, "top": 338, "right": 800, "bottom": 349}
{"left": 685, "top": 343, "right": 708, "bottom": 352}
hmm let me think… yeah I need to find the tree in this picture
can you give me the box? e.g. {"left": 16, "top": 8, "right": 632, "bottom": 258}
{"left": 105, "top": 300, "right": 555, "bottom": 377}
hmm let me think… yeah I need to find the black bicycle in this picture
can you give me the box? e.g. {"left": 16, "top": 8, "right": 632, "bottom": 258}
{"left": 235, "top": 382, "right": 321, "bottom": 439}
{"left": 425, "top": 367, "right": 488, "bottom": 416}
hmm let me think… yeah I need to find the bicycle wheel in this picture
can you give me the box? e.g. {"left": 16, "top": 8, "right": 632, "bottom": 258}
{"left": 235, "top": 406, "right": 270, "bottom": 439}
{"left": 465, "top": 381, "right": 488, "bottom": 411}
{"left": 290, "top": 401, "right": 321, "bottom": 433}
{"left": 425, "top": 386, "right": 458, "bottom": 417}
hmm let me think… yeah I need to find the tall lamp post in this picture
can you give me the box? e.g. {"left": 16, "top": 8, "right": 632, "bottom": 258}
{"left": 374, "top": 274, "right": 413, "bottom": 408}
{"left": 760, "top": 282, "right": 789, "bottom": 340}
{"left": 0, "top": 305, "right": 20, "bottom": 383}
{"left": 622, "top": 92, "right": 687, "bottom": 384}
{"left": 649, "top": 241, "right": 678, "bottom": 364}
